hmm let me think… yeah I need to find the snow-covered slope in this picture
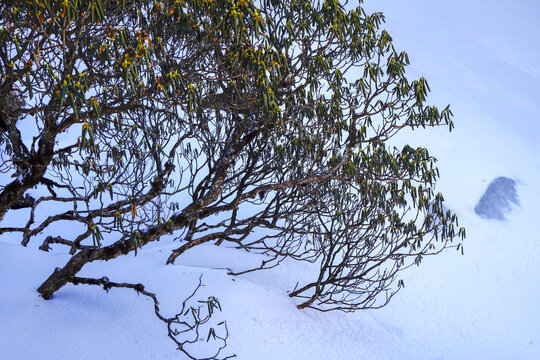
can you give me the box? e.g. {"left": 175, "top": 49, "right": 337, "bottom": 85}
{"left": 1, "top": 1, "right": 539, "bottom": 359}
{"left": 360, "top": 1, "right": 540, "bottom": 358}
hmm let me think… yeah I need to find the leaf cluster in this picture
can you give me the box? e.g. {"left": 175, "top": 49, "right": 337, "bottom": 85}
{"left": 0, "top": 0, "right": 464, "bottom": 319}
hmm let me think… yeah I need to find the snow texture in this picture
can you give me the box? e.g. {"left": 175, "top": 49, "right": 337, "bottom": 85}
{"left": 2, "top": 0, "right": 540, "bottom": 359}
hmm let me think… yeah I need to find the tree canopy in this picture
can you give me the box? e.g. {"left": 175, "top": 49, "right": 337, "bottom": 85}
{"left": 0, "top": 0, "right": 464, "bottom": 354}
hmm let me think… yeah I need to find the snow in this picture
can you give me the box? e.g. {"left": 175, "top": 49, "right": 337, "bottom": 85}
{"left": 1, "top": 0, "right": 540, "bottom": 359}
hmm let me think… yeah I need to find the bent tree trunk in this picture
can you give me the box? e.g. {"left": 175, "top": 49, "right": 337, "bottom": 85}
{"left": 37, "top": 212, "right": 191, "bottom": 299}
{"left": 37, "top": 126, "right": 252, "bottom": 299}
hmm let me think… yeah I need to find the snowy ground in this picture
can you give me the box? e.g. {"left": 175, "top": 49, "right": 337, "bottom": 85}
{"left": 1, "top": 0, "right": 540, "bottom": 359}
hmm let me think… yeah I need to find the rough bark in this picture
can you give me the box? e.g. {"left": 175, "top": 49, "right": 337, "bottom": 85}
{"left": 37, "top": 212, "right": 190, "bottom": 299}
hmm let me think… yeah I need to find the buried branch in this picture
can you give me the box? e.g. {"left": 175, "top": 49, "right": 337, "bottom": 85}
{"left": 66, "top": 275, "right": 235, "bottom": 360}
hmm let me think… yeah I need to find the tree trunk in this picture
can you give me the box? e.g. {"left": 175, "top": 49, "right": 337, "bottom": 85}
{"left": 37, "top": 211, "right": 190, "bottom": 299}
